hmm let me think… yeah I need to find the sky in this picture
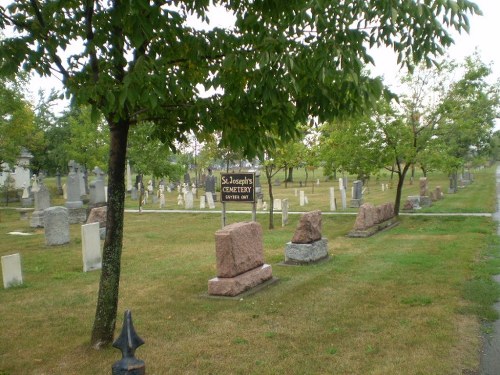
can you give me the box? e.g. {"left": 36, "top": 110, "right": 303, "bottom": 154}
{"left": 23, "top": 0, "right": 500, "bottom": 112}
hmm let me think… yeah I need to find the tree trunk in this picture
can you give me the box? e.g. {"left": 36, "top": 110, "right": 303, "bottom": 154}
{"left": 286, "top": 167, "right": 293, "bottom": 182}
{"left": 393, "top": 164, "right": 410, "bottom": 216}
{"left": 265, "top": 165, "right": 274, "bottom": 230}
{"left": 91, "top": 119, "right": 130, "bottom": 348}
{"left": 284, "top": 164, "right": 288, "bottom": 189}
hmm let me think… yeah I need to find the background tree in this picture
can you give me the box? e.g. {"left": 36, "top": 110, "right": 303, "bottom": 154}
{"left": 0, "top": 75, "right": 42, "bottom": 169}
{"left": 0, "top": 0, "right": 479, "bottom": 348}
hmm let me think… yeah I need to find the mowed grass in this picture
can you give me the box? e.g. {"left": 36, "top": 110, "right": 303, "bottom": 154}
{"left": 0, "top": 166, "right": 499, "bottom": 374}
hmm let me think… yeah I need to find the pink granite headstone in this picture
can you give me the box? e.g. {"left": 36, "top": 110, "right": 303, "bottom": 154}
{"left": 291, "top": 210, "right": 322, "bottom": 244}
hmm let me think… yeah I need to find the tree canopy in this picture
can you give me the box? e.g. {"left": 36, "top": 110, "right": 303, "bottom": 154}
{"left": 0, "top": 0, "right": 480, "bottom": 348}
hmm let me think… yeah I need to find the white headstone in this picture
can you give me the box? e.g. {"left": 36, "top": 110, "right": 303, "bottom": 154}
{"left": 338, "top": 178, "right": 344, "bottom": 191}
{"left": 282, "top": 198, "right": 289, "bottom": 227}
{"left": 304, "top": 195, "right": 308, "bottom": 205}
{"left": 185, "top": 191, "right": 194, "bottom": 209}
{"left": 316, "top": 179, "right": 320, "bottom": 185}
{"left": 177, "top": 194, "right": 184, "bottom": 206}
{"left": 200, "top": 195, "right": 206, "bottom": 209}
{"left": 81, "top": 222, "right": 102, "bottom": 272}
{"left": 299, "top": 190, "right": 305, "bottom": 206}
{"left": 2, "top": 253, "right": 23, "bottom": 288}
{"left": 381, "top": 183, "right": 385, "bottom": 192}
{"left": 341, "top": 188, "right": 347, "bottom": 210}
{"left": 206, "top": 192, "right": 215, "bottom": 209}
{"left": 257, "top": 198, "right": 263, "bottom": 210}
{"left": 126, "top": 160, "right": 132, "bottom": 191}
{"left": 274, "top": 199, "right": 282, "bottom": 211}
{"left": 329, "top": 187, "right": 336, "bottom": 211}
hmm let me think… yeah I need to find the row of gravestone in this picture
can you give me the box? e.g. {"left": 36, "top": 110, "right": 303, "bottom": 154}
{"left": 2, "top": 208, "right": 106, "bottom": 288}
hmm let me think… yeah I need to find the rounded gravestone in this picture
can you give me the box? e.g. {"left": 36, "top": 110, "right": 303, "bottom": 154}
{"left": 44, "top": 206, "right": 70, "bottom": 246}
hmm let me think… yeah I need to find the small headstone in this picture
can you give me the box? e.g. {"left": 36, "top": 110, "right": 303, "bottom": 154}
{"left": 185, "top": 191, "right": 194, "bottom": 209}
{"left": 285, "top": 211, "right": 328, "bottom": 264}
{"left": 159, "top": 186, "right": 166, "bottom": 208}
{"left": 199, "top": 195, "right": 206, "bottom": 209}
{"left": 274, "top": 199, "right": 282, "bottom": 211}
{"left": 407, "top": 196, "right": 421, "bottom": 209}
{"left": 44, "top": 206, "right": 70, "bottom": 246}
{"left": 329, "top": 187, "right": 336, "bottom": 211}
{"left": 126, "top": 160, "right": 132, "bottom": 192}
{"left": 2, "top": 253, "right": 23, "bottom": 288}
{"left": 340, "top": 188, "right": 347, "bottom": 210}
{"left": 256, "top": 198, "right": 263, "bottom": 210}
{"left": 177, "top": 194, "right": 184, "bottom": 206}
{"left": 282, "top": 198, "right": 289, "bottom": 227}
{"left": 262, "top": 201, "right": 267, "bottom": 211}
{"left": 81, "top": 222, "right": 102, "bottom": 272}
{"left": 299, "top": 190, "right": 305, "bottom": 206}
{"left": 206, "top": 192, "right": 215, "bottom": 209}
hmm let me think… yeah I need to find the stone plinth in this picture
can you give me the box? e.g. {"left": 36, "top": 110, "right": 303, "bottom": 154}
{"left": 44, "top": 206, "right": 70, "bottom": 245}
{"left": 208, "top": 264, "right": 272, "bottom": 297}
{"left": 285, "top": 238, "right": 328, "bottom": 264}
{"left": 68, "top": 207, "right": 87, "bottom": 224}
{"left": 349, "top": 198, "right": 363, "bottom": 208}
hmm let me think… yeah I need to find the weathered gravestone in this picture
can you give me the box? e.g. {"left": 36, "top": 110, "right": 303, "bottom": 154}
{"left": 81, "top": 222, "right": 102, "bottom": 272}
{"left": 2, "top": 253, "right": 23, "bottom": 288}
{"left": 348, "top": 202, "right": 398, "bottom": 237}
{"left": 350, "top": 180, "right": 363, "bottom": 208}
{"left": 284, "top": 210, "right": 328, "bottom": 264}
{"left": 185, "top": 191, "right": 194, "bottom": 209}
{"left": 44, "top": 206, "right": 70, "bottom": 246}
{"left": 30, "top": 183, "right": 51, "bottom": 228}
{"left": 281, "top": 198, "right": 289, "bottom": 227}
{"left": 199, "top": 194, "right": 206, "bottom": 209}
{"left": 407, "top": 195, "right": 421, "bottom": 209}
{"left": 329, "top": 187, "right": 337, "bottom": 211}
{"left": 274, "top": 199, "right": 282, "bottom": 211}
{"left": 299, "top": 190, "right": 305, "bottom": 206}
{"left": 208, "top": 222, "right": 273, "bottom": 297}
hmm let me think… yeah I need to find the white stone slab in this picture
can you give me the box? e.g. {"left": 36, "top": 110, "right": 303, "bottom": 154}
{"left": 200, "top": 195, "right": 206, "bottom": 209}
{"left": 206, "top": 192, "right": 215, "bottom": 209}
{"left": 329, "top": 187, "right": 336, "bottom": 211}
{"left": 274, "top": 199, "right": 282, "bottom": 211}
{"left": 2, "top": 253, "right": 23, "bottom": 288}
{"left": 81, "top": 222, "right": 102, "bottom": 272}
{"left": 299, "top": 190, "right": 305, "bottom": 206}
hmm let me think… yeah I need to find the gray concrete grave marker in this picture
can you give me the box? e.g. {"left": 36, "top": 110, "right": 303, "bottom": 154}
{"left": 44, "top": 206, "right": 70, "bottom": 245}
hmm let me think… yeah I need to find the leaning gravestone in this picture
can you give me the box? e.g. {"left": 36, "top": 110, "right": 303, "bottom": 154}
{"left": 30, "top": 184, "right": 51, "bottom": 228}
{"left": 2, "top": 253, "right": 23, "bottom": 288}
{"left": 44, "top": 206, "right": 70, "bottom": 245}
{"left": 284, "top": 210, "right": 328, "bottom": 264}
{"left": 81, "top": 222, "right": 102, "bottom": 272}
{"left": 208, "top": 222, "right": 273, "bottom": 297}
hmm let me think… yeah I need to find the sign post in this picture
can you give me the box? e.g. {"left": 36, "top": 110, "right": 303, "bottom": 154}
{"left": 220, "top": 172, "right": 256, "bottom": 228}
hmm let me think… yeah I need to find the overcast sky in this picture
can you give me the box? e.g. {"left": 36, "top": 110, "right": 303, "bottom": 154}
{"left": 24, "top": 0, "right": 499, "bottom": 111}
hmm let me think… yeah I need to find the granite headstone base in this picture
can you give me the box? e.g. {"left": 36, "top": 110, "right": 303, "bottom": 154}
{"left": 419, "top": 196, "right": 432, "bottom": 208}
{"left": 349, "top": 198, "right": 363, "bottom": 208}
{"left": 284, "top": 238, "right": 328, "bottom": 265}
{"left": 30, "top": 210, "right": 44, "bottom": 228}
{"left": 348, "top": 217, "right": 399, "bottom": 238}
{"left": 68, "top": 207, "right": 87, "bottom": 224}
{"left": 208, "top": 264, "right": 273, "bottom": 297}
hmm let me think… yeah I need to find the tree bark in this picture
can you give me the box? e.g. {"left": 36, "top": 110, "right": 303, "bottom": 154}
{"left": 286, "top": 167, "right": 293, "bottom": 182}
{"left": 91, "top": 119, "right": 130, "bottom": 348}
{"left": 394, "top": 164, "right": 411, "bottom": 216}
{"left": 265, "top": 165, "right": 274, "bottom": 230}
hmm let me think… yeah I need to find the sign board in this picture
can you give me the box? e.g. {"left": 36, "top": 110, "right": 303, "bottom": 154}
{"left": 220, "top": 173, "right": 255, "bottom": 203}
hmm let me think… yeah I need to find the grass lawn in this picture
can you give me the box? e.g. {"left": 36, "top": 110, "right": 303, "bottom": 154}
{"left": 0, "top": 166, "right": 499, "bottom": 374}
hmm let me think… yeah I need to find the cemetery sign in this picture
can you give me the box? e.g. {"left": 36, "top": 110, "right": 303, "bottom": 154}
{"left": 220, "top": 173, "right": 255, "bottom": 203}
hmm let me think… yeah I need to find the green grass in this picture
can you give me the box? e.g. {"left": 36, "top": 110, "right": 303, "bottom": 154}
{"left": 0, "top": 165, "right": 499, "bottom": 374}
